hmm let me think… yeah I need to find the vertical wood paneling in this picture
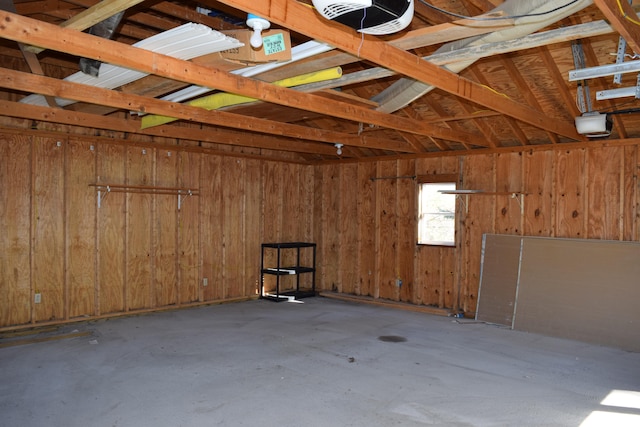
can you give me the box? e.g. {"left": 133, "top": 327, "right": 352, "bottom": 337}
{"left": 66, "top": 139, "right": 96, "bottom": 318}
{"left": 263, "top": 161, "right": 283, "bottom": 242}
{"left": 313, "top": 166, "right": 324, "bottom": 292}
{"left": 460, "top": 155, "right": 495, "bottom": 313}
{"left": 5, "top": 126, "right": 640, "bottom": 330}
{"left": 0, "top": 135, "right": 31, "bottom": 326}
{"left": 201, "top": 155, "right": 223, "bottom": 301}
{"left": 623, "top": 146, "right": 638, "bottom": 241}
{"left": 281, "top": 163, "right": 299, "bottom": 242}
{"left": 97, "top": 144, "right": 126, "bottom": 314}
{"left": 416, "top": 246, "right": 439, "bottom": 306}
{"left": 126, "top": 147, "right": 152, "bottom": 310}
{"left": 155, "top": 149, "right": 178, "bottom": 306}
{"left": 222, "top": 157, "right": 244, "bottom": 298}
{"left": 357, "top": 162, "right": 376, "bottom": 297}
{"left": 280, "top": 163, "right": 300, "bottom": 280}
{"left": 397, "top": 159, "right": 415, "bottom": 302}
{"left": 321, "top": 164, "right": 340, "bottom": 292}
{"left": 339, "top": 163, "right": 358, "bottom": 295}
{"left": 299, "top": 166, "right": 315, "bottom": 291}
{"left": 441, "top": 248, "right": 456, "bottom": 308}
{"left": 556, "top": 149, "right": 586, "bottom": 238}
{"left": 178, "top": 151, "right": 200, "bottom": 303}
{"left": 262, "top": 161, "right": 283, "bottom": 294}
{"left": 587, "top": 147, "right": 621, "bottom": 240}
{"left": 32, "top": 137, "right": 65, "bottom": 322}
{"left": 376, "top": 161, "right": 397, "bottom": 300}
{"left": 523, "top": 151, "right": 554, "bottom": 236}
{"left": 244, "top": 158, "right": 262, "bottom": 297}
{"left": 637, "top": 147, "right": 640, "bottom": 242}
{"left": 495, "top": 152, "right": 523, "bottom": 235}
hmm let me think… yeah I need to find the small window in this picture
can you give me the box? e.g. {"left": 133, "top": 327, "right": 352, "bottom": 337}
{"left": 417, "top": 182, "right": 456, "bottom": 246}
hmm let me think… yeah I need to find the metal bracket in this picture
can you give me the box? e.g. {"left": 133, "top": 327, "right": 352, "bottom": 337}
{"left": 97, "top": 185, "right": 110, "bottom": 208}
{"left": 614, "top": 0, "right": 634, "bottom": 85}
{"left": 614, "top": 36, "right": 628, "bottom": 85}
{"left": 177, "top": 189, "right": 193, "bottom": 211}
{"left": 571, "top": 40, "right": 592, "bottom": 113}
{"left": 511, "top": 192, "right": 524, "bottom": 214}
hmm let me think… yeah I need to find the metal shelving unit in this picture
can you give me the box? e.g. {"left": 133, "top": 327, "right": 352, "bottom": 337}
{"left": 260, "top": 242, "right": 316, "bottom": 302}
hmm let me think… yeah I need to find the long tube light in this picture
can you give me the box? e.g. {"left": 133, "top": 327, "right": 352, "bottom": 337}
{"left": 20, "top": 23, "right": 243, "bottom": 107}
{"left": 159, "top": 40, "right": 333, "bottom": 104}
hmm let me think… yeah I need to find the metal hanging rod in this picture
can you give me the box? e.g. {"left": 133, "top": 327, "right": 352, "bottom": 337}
{"left": 370, "top": 175, "right": 416, "bottom": 182}
{"left": 89, "top": 183, "right": 199, "bottom": 210}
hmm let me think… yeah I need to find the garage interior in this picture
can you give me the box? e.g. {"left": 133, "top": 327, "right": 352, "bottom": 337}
{"left": 1, "top": 0, "right": 640, "bottom": 426}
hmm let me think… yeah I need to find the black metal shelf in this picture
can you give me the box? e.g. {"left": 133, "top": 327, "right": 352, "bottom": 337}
{"left": 262, "top": 266, "right": 315, "bottom": 275}
{"left": 260, "top": 242, "right": 316, "bottom": 302}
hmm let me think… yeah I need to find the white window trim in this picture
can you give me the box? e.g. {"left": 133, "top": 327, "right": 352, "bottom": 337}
{"left": 417, "top": 176, "right": 458, "bottom": 247}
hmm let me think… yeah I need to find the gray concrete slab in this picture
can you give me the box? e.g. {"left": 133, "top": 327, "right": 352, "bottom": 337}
{"left": 1, "top": 297, "right": 639, "bottom": 427}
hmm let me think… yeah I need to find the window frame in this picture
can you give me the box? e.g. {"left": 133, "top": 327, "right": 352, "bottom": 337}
{"left": 416, "top": 174, "right": 458, "bottom": 247}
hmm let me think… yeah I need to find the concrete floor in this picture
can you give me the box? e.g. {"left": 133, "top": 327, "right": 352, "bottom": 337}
{"left": 1, "top": 297, "right": 639, "bottom": 427}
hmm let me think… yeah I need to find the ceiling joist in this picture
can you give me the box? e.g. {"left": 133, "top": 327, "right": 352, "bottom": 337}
{"left": 0, "top": 10, "right": 484, "bottom": 147}
{"left": 0, "top": 68, "right": 418, "bottom": 153}
{"left": 216, "top": 0, "right": 584, "bottom": 141}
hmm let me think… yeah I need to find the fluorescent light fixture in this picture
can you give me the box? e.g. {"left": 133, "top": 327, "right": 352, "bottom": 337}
{"left": 157, "top": 40, "right": 334, "bottom": 105}
{"left": 20, "top": 23, "right": 243, "bottom": 107}
{"left": 569, "top": 60, "right": 640, "bottom": 81}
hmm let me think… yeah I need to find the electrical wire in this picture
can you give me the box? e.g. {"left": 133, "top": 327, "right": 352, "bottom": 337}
{"left": 357, "top": 7, "right": 366, "bottom": 57}
{"left": 616, "top": 0, "right": 640, "bottom": 27}
{"left": 480, "top": 84, "right": 510, "bottom": 99}
{"left": 418, "top": 0, "right": 581, "bottom": 21}
{"left": 604, "top": 107, "right": 640, "bottom": 115}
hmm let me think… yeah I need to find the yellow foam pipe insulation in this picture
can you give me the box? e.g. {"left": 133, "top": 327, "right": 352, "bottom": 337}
{"left": 140, "top": 66, "right": 343, "bottom": 129}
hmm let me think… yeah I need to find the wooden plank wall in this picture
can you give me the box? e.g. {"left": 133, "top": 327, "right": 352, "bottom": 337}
{"left": 314, "top": 145, "right": 640, "bottom": 315}
{"left": 2, "top": 127, "right": 639, "bottom": 328}
{"left": 0, "top": 131, "right": 313, "bottom": 329}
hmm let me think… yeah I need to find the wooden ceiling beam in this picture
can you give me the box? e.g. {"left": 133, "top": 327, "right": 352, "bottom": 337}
{"left": 499, "top": 57, "right": 558, "bottom": 144}
{"left": 0, "top": 11, "right": 480, "bottom": 146}
{"left": 593, "top": 0, "right": 640, "bottom": 54}
{"left": 426, "top": 111, "right": 500, "bottom": 123}
{"left": 0, "top": 68, "right": 416, "bottom": 152}
{"left": 67, "top": 5, "right": 516, "bottom": 121}
{"left": 218, "top": 0, "right": 582, "bottom": 141}
{"left": 351, "top": 83, "right": 433, "bottom": 153}
{"left": 424, "top": 98, "right": 474, "bottom": 150}
{"left": 537, "top": 45, "right": 582, "bottom": 129}
{"left": 412, "top": 0, "right": 454, "bottom": 25}
{"left": 0, "top": 100, "right": 337, "bottom": 157}
{"left": 301, "top": 18, "right": 619, "bottom": 95}
{"left": 25, "top": 0, "right": 147, "bottom": 53}
{"left": 399, "top": 105, "right": 450, "bottom": 151}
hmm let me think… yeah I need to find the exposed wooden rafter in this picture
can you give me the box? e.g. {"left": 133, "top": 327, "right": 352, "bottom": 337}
{"left": 593, "top": 0, "right": 640, "bottom": 54}
{"left": 0, "top": 10, "right": 485, "bottom": 147}
{"left": 0, "top": 68, "right": 415, "bottom": 153}
{"left": 215, "top": 0, "right": 583, "bottom": 141}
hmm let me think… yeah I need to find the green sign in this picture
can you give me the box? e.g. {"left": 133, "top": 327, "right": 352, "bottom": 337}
{"left": 263, "top": 33, "right": 286, "bottom": 56}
